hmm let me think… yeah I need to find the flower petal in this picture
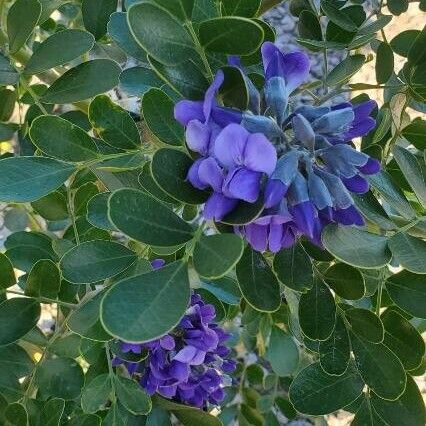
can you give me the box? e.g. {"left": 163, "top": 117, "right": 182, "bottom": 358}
{"left": 198, "top": 157, "right": 224, "bottom": 192}
{"left": 174, "top": 100, "right": 204, "bottom": 126}
{"left": 203, "top": 192, "right": 238, "bottom": 221}
{"left": 187, "top": 159, "right": 208, "bottom": 190}
{"left": 223, "top": 168, "right": 261, "bottom": 202}
{"left": 342, "top": 174, "right": 369, "bottom": 194}
{"left": 243, "top": 133, "right": 277, "bottom": 175}
{"left": 186, "top": 120, "right": 211, "bottom": 155}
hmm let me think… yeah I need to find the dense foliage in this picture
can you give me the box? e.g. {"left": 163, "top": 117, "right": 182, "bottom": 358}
{"left": 0, "top": 0, "right": 425, "bottom": 424}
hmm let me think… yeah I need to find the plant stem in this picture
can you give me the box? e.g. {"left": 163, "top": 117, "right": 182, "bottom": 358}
{"left": 5, "top": 289, "right": 78, "bottom": 308}
{"left": 67, "top": 173, "right": 80, "bottom": 245}
{"left": 19, "top": 77, "right": 49, "bottom": 115}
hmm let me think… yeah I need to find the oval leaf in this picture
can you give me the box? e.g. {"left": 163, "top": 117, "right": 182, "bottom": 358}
{"left": 324, "top": 263, "right": 365, "bottom": 300}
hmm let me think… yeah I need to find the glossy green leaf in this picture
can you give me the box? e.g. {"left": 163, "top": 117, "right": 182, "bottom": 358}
{"left": 30, "top": 115, "right": 98, "bottom": 162}
{"left": 298, "top": 10, "right": 322, "bottom": 41}
{"left": 0, "top": 156, "right": 75, "bottom": 203}
{"left": 376, "top": 42, "right": 394, "bottom": 83}
{"left": 388, "top": 0, "right": 408, "bottom": 15}
{"left": 138, "top": 163, "right": 177, "bottom": 205}
{"left": 41, "top": 59, "right": 121, "bottom": 104}
{"left": 199, "top": 17, "right": 263, "bottom": 55}
{"left": 31, "top": 190, "right": 68, "bottom": 221}
{"left": 101, "top": 261, "right": 190, "bottom": 342}
{"left": 7, "top": 0, "right": 41, "bottom": 54}
{"left": 219, "top": 66, "right": 249, "bottom": 110}
{"left": 345, "top": 308, "right": 384, "bottom": 343}
{"left": 401, "top": 119, "right": 426, "bottom": 150}
{"left": 200, "top": 276, "right": 241, "bottom": 305}
{"left": 25, "top": 259, "right": 60, "bottom": 299}
{"left": 289, "top": 361, "right": 364, "bottom": 415}
{"left": 0, "top": 253, "right": 16, "bottom": 290}
{"left": 142, "top": 89, "right": 183, "bottom": 146}
{"left": 74, "top": 182, "right": 99, "bottom": 217}
{"left": 322, "top": 225, "right": 391, "bottom": 269}
{"left": 0, "top": 297, "right": 40, "bottom": 345}
{"left": 193, "top": 234, "right": 244, "bottom": 279}
{"left": 265, "top": 326, "right": 299, "bottom": 377}
{"left": 82, "top": 0, "right": 117, "bottom": 40}
{"left": 357, "top": 14, "right": 392, "bottom": 36}
{"left": 221, "top": 198, "right": 264, "bottom": 226}
{"left": 273, "top": 243, "right": 313, "bottom": 292}
{"left": 0, "top": 53, "right": 19, "bottom": 85}
{"left": 87, "top": 192, "right": 116, "bottom": 231}
{"left": 151, "top": 149, "right": 208, "bottom": 204}
{"left": 319, "top": 315, "right": 350, "bottom": 376}
{"left": 24, "top": 29, "right": 95, "bottom": 75}
{"left": 323, "top": 263, "right": 365, "bottom": 300}
{"left": 108, "top": 189, "right": 194, "bottom": 246}
{"left": 385, "top": 270, "right": 426, "bottom": 318}
{"left": 60, "top": 240, "right": 137, "bottom": 284}
{"left": 326, "top": 54, "right": 365, "bottom": 86}
{"left": 114, "top": 376, "right": 151, "bottom": 415}
{"left": 35, "top": 357, "right": 84, "bottom": 399}
{"left": 381, "top": 309, "right": 425, "bottom": 370}
{"left": 352, "top": 336, "right": 406, "bottom": 400}
{"left": 89, "top": 95, "right": 140, "bottom": 150}
{"left": 127, "top": 2, "right": 196, "bottom": 66}
{"left": 388, "top": 233, "right": 426, "bottom": 274}
{"left": 299, "top": 278, "right": 336, "bottom": 341}
{"left": 236, "top": 246, "right": 280, "bottom": 312}
{"left": 39, "top": 398, "right": 65, "bottom": 426}
{"left": 81, "top": 373, "right": 112, "bottom": 414}
{"left": 119, "top": 66, "right": 163, "bottom": 97}
{"left": 390, "top": 30, "right": 420, "bottom": 57}
{"left": 321, "top": 1, "right": 359, "bottom": 32}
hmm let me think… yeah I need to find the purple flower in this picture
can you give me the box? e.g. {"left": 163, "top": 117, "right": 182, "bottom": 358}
{"left": 112, "top": 293, "right": 235, "bottom": 409}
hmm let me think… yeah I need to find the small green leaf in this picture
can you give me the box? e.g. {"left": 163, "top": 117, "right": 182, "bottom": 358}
{"left": 81, "top": 373, "right": 112, "bottom": 414}
{"left": 68, "top": 414, "right": 101, "bottom": 426}
{"left": 387, "top": 0, "right": 408, "bottom": 15}
{"left": 31, "top": 191, "right": 68, "bottom": 221}
{"left": 199, "top": 17, "right": 264, "bottom": 55}
{"left": 289, "top": 361, "right": 364, "bottom": 415}
{"left": 219, "top": 66, "right": 249, "bottom": 110}
{"left": 119, "top": 66, "right": 163, "bottom": 97}
{"left": 265, "top": 326, "right": 299, "bottom": 377}
{"left": 101, "top": 261, "right": 190, "bottom": 342}
{"left": 390, "top": 30, "right": 420, "bottom": 57}
{"left": 326, "top": 54, "right": 365, "bottom": 86}
{"left": 0, "top": 344, "right": 34, "bottom": 376}
{"left": 299, "top": 278, "right": 336, "bottom": 341}
{"left": 323, "top": 263, "right": 365, "bottom": 300}
{"left": 376, "top": 42, "right": 394, "bottom": 83}
{"left": 39, "top": 398, "right": 65, "bottom": 426}
{"left": 60, "top": 240, "right": 137, "bottom": 284}
{"left": 273, "top": 243, "right": 313, "bottom": 292}
{"left": 322, "top": 225, "right": 391, "bottom": 269}
{"left": 0, "top": 53, "right": 19, "bottom": 85}
{"left": 221, "top": 198, "right": 264, "bottom": 225}
{"left": 321, "top": 1, "right": 359, "bottom": 32}
{"left": 352, "top": 335, "right": 406, "bottom": 400}
{"left": 236, "top": 246, "right": 281, "bottom": 313}
{"left": 114, "top": 376, "right": 151, "bottom": 415}
{"left": 385, "top": 270, "right": 426, "bottom": 318}
{"left": 5, "top": 403, "right": 28, "bottom": 426}
{"left": 25, "top": 259, "right": 60, "bottom": 299}
{"left": 401, "top": 119, "right": 426, "bottom": 150}
{"left": 108, "top": 189, "right": 194, "bottom": 247}
{"left": 0, "top": 253, "right": 16, "bottom": 290}
{"left": 298, "top": 10, "right": 322, "bottom": 41}
{"left": 0, "top": 156, "right": 76, "bottom": 203}
{"left": 388, "top": 233, "right": 426, "bottom": 274}
{"left": 30, "top": 115, "right": 98, "bottom": 162}
{"left": 142, "top": 89, "right": 183, "bottom": 146}
{"left": 87, "top": 192, "right": 116, "bottom": 231}
{"left": 345, "top": 308, "right": 384, "bottom": 343}
{"left": 223, "top": 0, "right": 260, "bottom": 16}
{"left": 7, "top": 0, "right": 41, "bottom": 54}
{"left": 24, "top": 29, "right": 95, "bottom": 75}
{"left": 41, "top": 59, "right": 121, "bottom": 104}
{"left": 193, "top": 234, "right": 244, "bottom": 279}
{"left": 200, "top": 277, "right": 241, "bottom": 305}
{"left": 357, "top": 14, "right": 392, "bottom": 36}
{"left": 82, "top": 0, "right": 117, "bottom": 40}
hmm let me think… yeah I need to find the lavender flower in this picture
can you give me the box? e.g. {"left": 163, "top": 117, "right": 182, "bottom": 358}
{"left": 112, "top": 292, "right": 236, "bottom": 409}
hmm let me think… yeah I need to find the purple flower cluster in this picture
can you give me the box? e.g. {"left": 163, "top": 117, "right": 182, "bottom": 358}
{"left": 175, "top": 42, "right": 380, "bottom": 253}
{"left": 112, "top": 292, "right": 236, "bottom": 409}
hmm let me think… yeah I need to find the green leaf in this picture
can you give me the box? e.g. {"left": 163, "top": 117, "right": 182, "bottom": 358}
{"left": 200, "top": 276, "right": 241, "bottom": 305}
{"left": 193, "top": 234, "right": 244, "bottom": 279}
{"left": 385, "top": 270, "right": 426, "bottom": 318}
{"left": 82, "top": 0, "right": 117, "bottom": 40}
{"left": 127, "top": 2, "right": 196, "bottom": 66}
{"left": 0, "top": 89, "right": 16, "bottom": 122}
{"left": 68, "top": 291, "right": 112, "bottom": 341}
{"left": 74, "top": 182, "right": 99, "bottom": 217}
{"left": 265, "top": 326, "right": 299, "bottom": 377}
{"left": 393, "top": 145, "right": 426, "bottom": 207}
{"left": 273, "top": 244, "right": 313, "bottom": 292}
{"left": 101, "top": 261, "right": 190, "bottom": 342}
{"left": 81, "top": 373, "right": 112, "bottom": 414}
{"left": 119, "top": 66, "right": 163, "bottom": 97}
{"left": 142, "top": 89, "right": 183, "bottom": 146}
{"left": 0, "top": 297, "right": 40, "bottom": 345}
{"left": 401, "top": 119, "right": 426, "bottom": 150}
{"left": 31, "top": 190, "right": 68, "bottom": 221}
{"left": 351, "top": 335, "right": 406, "bottom": 400}
{"left": 236, "top": 246, "right": 280, "bottom": 312}
{"left": 381, "top": 309, "right": 425, "bottom": 370}
{"left": 199, "top": 17, "right": 264, "bottom": 55}
{"left": 138, "top": 163, "right": 177, "bottom": 205}
{"left": 24, "top": 29, "right": 95, "bottom": 75}
{"left": 30, "top": 115, "right": 98, "bottom": 162}
{"left": 0, "top": 253, "right": 16, "bottom": 290}
{"left": 5, "top": 403, "right": 28, "bottom": 426}
{"left": 323, "top": 263, "right": 365, "bottom": 300}
{"left": 298, "top": 10, "right": 322, "bottom": 41}
{"left": 371, "top": 375, "right": 426, "bottom": 426}
{"left": 89, "top": 95, "right": 140, "bottom": 150}
{"left": 388, "top": 233, "right": 426, "bottom": 274}
{"left": 87, "top": 192, "right": 116, "bottom": 231}
{"left": 114, "top": 376, "right": 151, "bottom": 415}
{"left": 41, "top": 59, "right": 121, "bottom": 104}
{"left": 299, "top": 278, "right": 336, "bottom": 341}
{"left": 368, "top": 171, "right": 416, "bottom": 220}
{"left": 39, "top": 398, "right": 65, "bottom": 426}
{"left": 219, "top": 66, "right": 249, "bottom": 110}
{"left": 151, "top": 149, "right": 208, "bottom": 204}
{"left": 0, "top": 344, "right": 33, "bottom": 376}
{"left": 322, "top": 224, "right": 391, "bottom": 269}
{"left": 223, "top": 0, "right": 260, "bottom": 16}
{"left": 326, "top": 54, "right": 365, "bottom": 86}
{"left": 352, "top": 398, "right": 388, "bottom": 426}
{"left": 0, "top": 53, "right": 19, "bottom": 85}
{"left": 289, "top": 361, "right": 364, "bottom": 415}
{"left": 7, "top": 0, "right": 41, "bottom": 54}
{"left": 35, "top": 357, "right": 84, "bottom": 400}
{"left": 221, "top": 199, "right": 264, "bottom": 226}
{"left": 25, "top": 259, "right": 60, "bottom": 299}
{"left": 321, "top": 1, "right": 359, "bottom": 32}
{"left": 60, "top": 240, "right": 137, "bottom": 284}
{"left": 68, "top": 414, "right": 101, "bottom": 426}
{"left": 319, "top": 315, "right": 350, "bottom": 376}
{"left": 387, "top": 0, "right": 408, "bottom": 15}
{"left": 345, "top": 308, "right": 384, "bottom": 343}
{"left": 357, "top": 14, "right": 392, "bottom": 36}
{"left": 108, "top": 12, "right": 147, "bottom": 62}
{"left": 376, "top": 42, "right": 394, "bottom": 83}
{"left": 108, "top": 189, "right": 194, "bottom": 247}
{"left": 0, "top": 156, "right": 76, "bottom": 203}
{"left": 50, "top": 334, "right": 81, "bottom": 359}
